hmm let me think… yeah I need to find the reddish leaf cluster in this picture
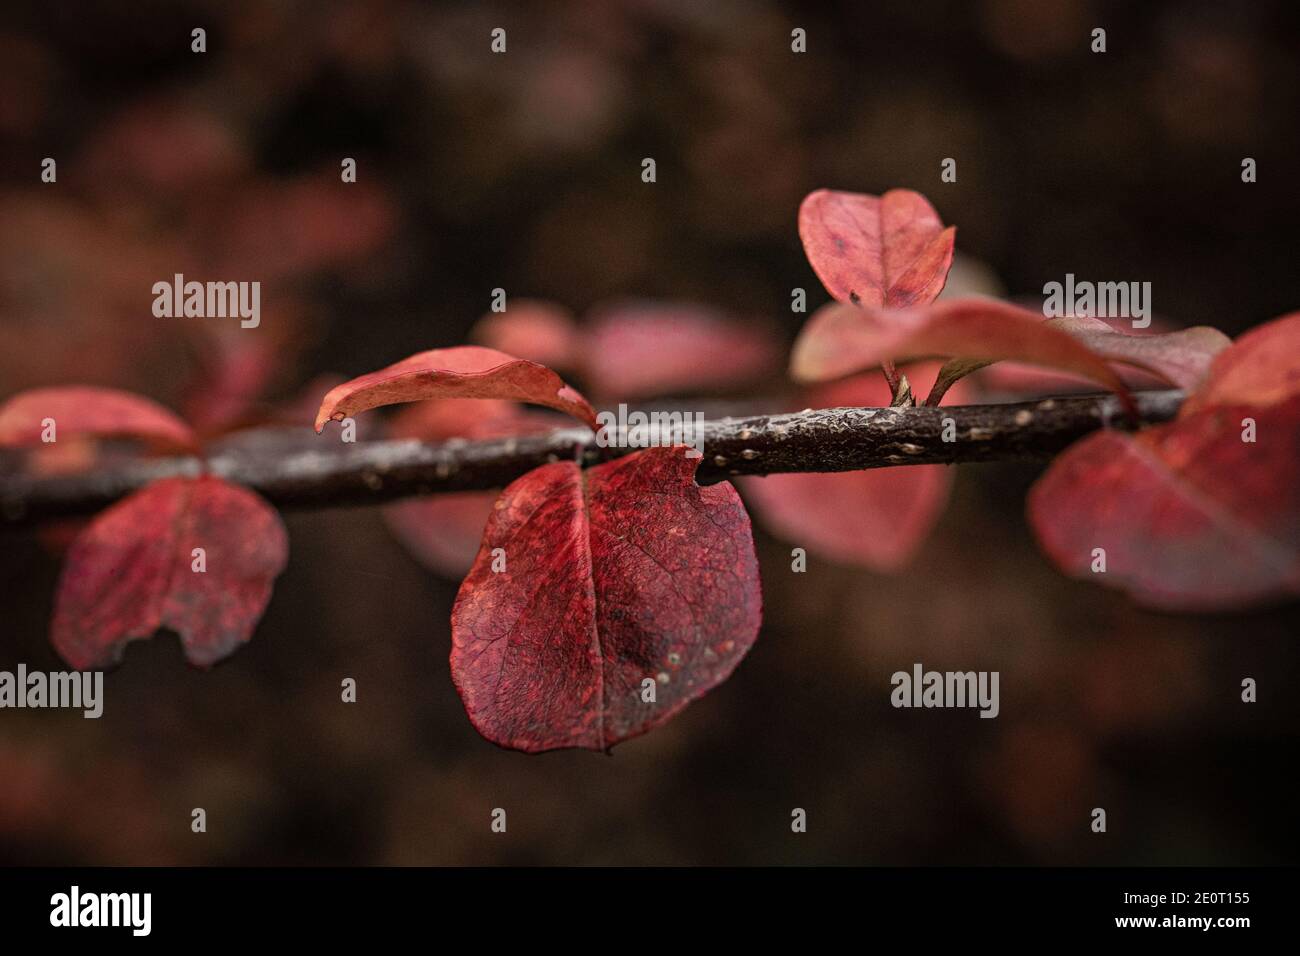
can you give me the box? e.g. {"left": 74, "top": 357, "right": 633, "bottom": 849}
{"left": 783, "top": 187, "right": 1250, "bottom": 576}
{"left": 0, "top": 388, "right": 287, "bottom": 668}
{"left": 383, "top": 299, "right": 782, "bottom": 578}
{"left": 747, "top": 189, "right": 969, "bottom": 569}
{"left": 1029, "top": 313, "right": 1300, "bottom": 609}
{"left": 5, "top": 185, "right": 1297, "bottom": 756}
{"left": 791, "top": 191, "right": 1228, "bottom": 408}
{"left": 316, "top": 347, "right": 762, "bottom": 751}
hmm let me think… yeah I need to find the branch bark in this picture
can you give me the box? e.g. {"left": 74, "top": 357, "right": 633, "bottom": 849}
{"left": 0, "top": 390, "right": 1184, "bottom": 528}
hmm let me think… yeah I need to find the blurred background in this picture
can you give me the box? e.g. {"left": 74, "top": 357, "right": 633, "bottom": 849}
{"left": 1, "top": 0, "right": 1298, "bottom": 865}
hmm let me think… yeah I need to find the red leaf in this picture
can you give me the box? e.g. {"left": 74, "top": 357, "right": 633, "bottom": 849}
{"left": 977, "top": 316, "right": 1227, "bottom": 398}
{"left": 180, "top": 332, "right": 286, "bottom": 435}
{"left": 314, "top": 346, "right": 598, "bottom": 432}
{"left": 580, "top": 301, "right": 781, "bottom": 399}
{"left": 798, "top": 188, "right": 956, "bottom": 308}
{"left": 382, "top": 399, "right": 563, "bottom": 578}
{"left": 471, "top": 299, "right": 781, "bottom": 401}
{"left": 0, "top": 386, "right": 197, "bottom": 452}
{"left": 451, "top": 446, "right": 762, "bottom": 752}
{"left": 790, "top": 298, "right": 1132, "bottom": 408}
{"left": 974, "top": 312, "right": 1173, "bottom": 397}
{"left": 742, "top": 460, "right": 949, "bottom": 571}
{"left": 973, "top": 361, "right": 1168, "bottom": 397}
{"left": 740, "top": 369, "right": 963, "bottom": 570}
{"left": 1027, "top": 396, "right": 1300, "bottom": 610}
{"left": 51, "top": 476, "right": 288, "bottom": 668}
{"left": 1045, "top": 316, "right": 1230, "bottom": 392}
{"left": 1181, "top": 311, "right": 1300, "bottom": 416}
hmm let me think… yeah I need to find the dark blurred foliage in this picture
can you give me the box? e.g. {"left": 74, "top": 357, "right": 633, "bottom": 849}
{"left": 1, "top": 0, "right": 1298, "bottom": 864}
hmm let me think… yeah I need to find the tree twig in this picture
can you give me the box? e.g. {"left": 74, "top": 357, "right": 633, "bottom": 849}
{"left": 0, "top": 390, "right": 1184, "bottom": 528}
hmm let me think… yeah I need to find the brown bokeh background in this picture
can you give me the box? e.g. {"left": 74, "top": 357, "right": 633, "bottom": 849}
{"left": 1, "top": 0, "right": 1297, "bottom": 865}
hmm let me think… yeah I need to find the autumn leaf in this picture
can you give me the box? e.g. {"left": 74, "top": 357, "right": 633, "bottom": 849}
{"left": 314, "top": 345, "right": 599, "bottom": 432}
{"left": 790, "top": 298, "right": 1133, "bottom": 410}
{"left": 579, "top": 301, "right": 781, "bottom": 399}
{"left": 1027, "top": 396, "right": 1300, "bottom": 610}
{"left": 472, "top": 298, "right": 781, "bottom": 400}
{"left": 1043, "top": 316, "right": 1230, "bottom": 392}
{"left": 0, "top": 386, "right": 198, "bottom": 453}
{"left": 741, "top": 369, "right": 965, "bottom": 570}
{"left": 973, "top": 317, "right": 1228, "bottom": 401}
{"left": 450, "top": 446, "right": 761, "bottom": 752}
{"left": 51, "top": 476, "right": 288, "bottom": 668}
{"left": 971, "top": 360, "right": 1169, "bottom": 398}
{"left": 799, "top": 188, "right": 956, "bottom": 308}
{"left": 1180, "top": 311, "right": 1300, "bottom": 416}
{"left": 180, "top": 331, "right": 291, "bottom": 436}
{"left": 743, "top": 467, "right": 952, "bottom": 571}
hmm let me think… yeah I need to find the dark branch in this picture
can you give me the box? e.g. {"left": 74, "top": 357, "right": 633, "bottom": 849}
{"left": 0, "top": 390, "right": 1184, "bottom": 528}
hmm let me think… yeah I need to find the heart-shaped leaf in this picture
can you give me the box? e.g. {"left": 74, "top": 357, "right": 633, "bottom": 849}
{"left": 0, "top": 386, "right": 197, "bottom": 452}
{"left": 1180, "top": 311, "right": 1300, "bottom": 416}
{"left": 52, "top": 476, "right": 288, "bottom": 668}
{"left": 314, "top": 346, "right": 598, "bottom": 432}
{"left": 451, "top": 446, "right": 761, "bottom": 752}
{"left": 790, "top": 298, "right": 1133, "bottom": 409}
{"left": 799, "top": 188, "right": 956, "bottom": 308}
{"left": 1027, "top": 396, "right": 1300, "bottom": 610}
